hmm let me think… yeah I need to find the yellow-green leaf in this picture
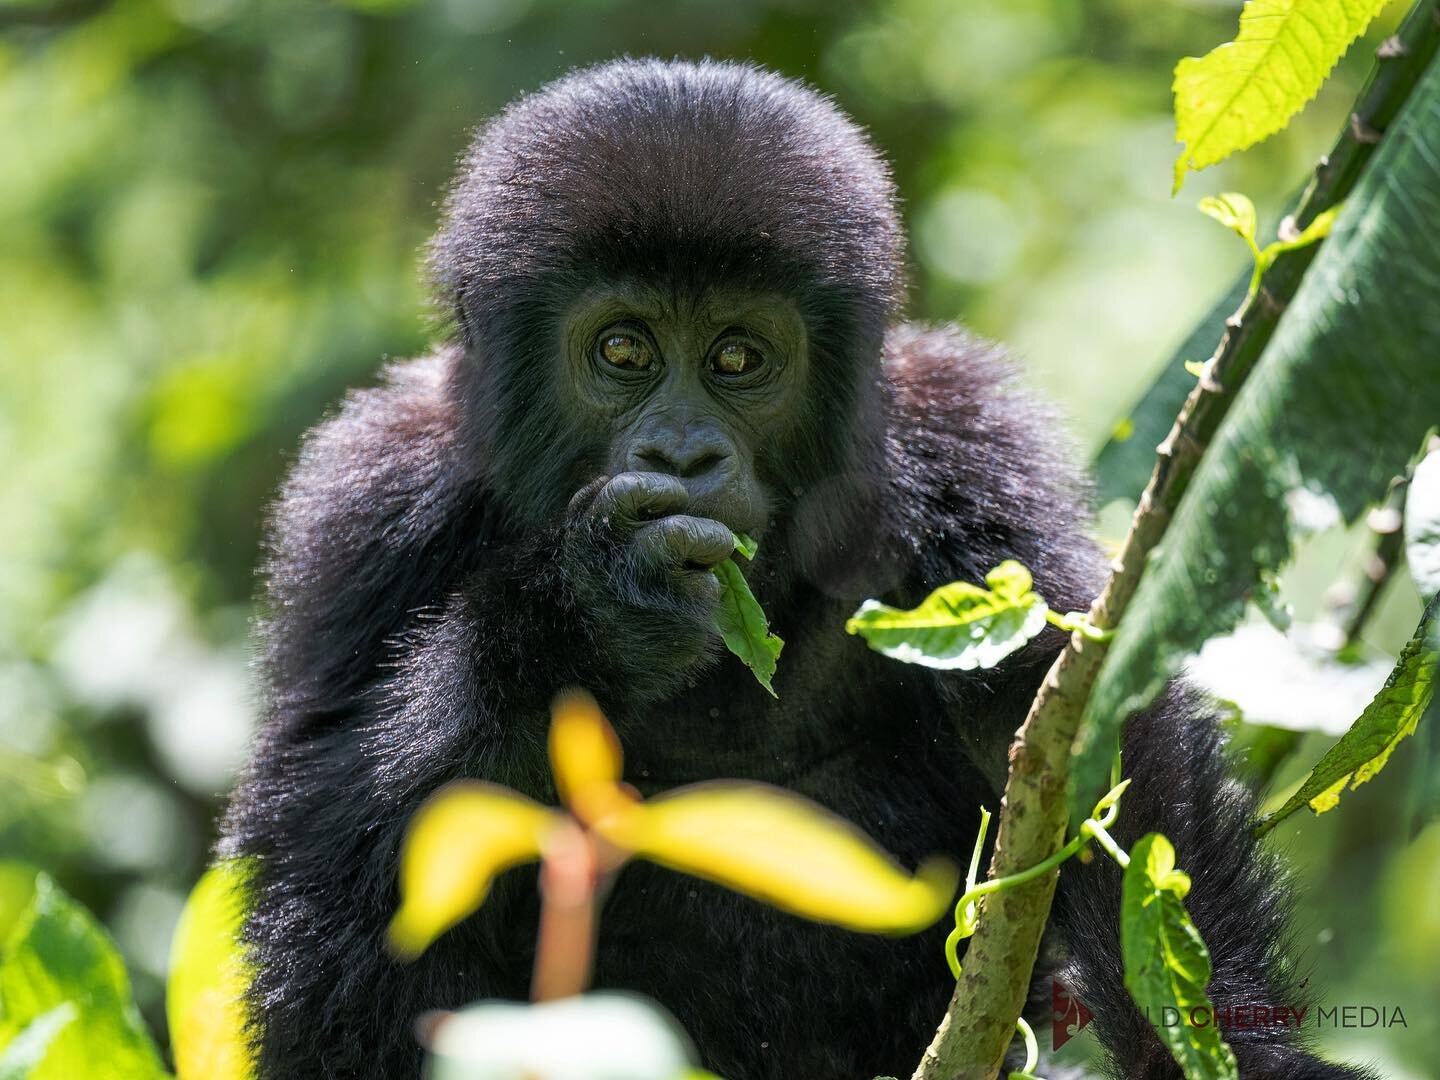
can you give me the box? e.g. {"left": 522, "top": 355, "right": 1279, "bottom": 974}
{"left": 1173, "top": 0, "right": 1391, "bottom": 191}
{"left": 846, "top": 561, "right": 1049, "bottom": 671}
{"left": 549, "top": 692, "right": 631, "bottom": 825}
{"left": 1198, "top": 192, "right": 1258, "bottom": 245}
{"left": 168, "top": 859, "right": 256, "bottom": 1080}
{"left": 1258, "top": 599, "right": 1437, "bottom": 833}
{"left": 388, "top": 782, "right": 555, "bottom": 959}
{"left": 601, "top": 782, "right": 957, "bottom": 935}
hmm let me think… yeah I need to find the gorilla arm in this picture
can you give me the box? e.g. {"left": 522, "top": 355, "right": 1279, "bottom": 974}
{"left": 222, "top": 352, "right": 735, "bottom": 1078}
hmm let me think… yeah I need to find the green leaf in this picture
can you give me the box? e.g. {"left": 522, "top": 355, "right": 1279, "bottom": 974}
{"left": 0, "top": 875, "right": 168, "bottom": 1080}
{"left": 732, "top": 531, "right": 759, "bottom": 561}
{"left": 1198, "top": 193, "right": 1258, "bottom": 245}
{"left": 0, "top": 1005, "right": 76, "bottom": 1080}
{"left": 1092, "top": 275, "right": 1250, "bottom": 506}
{"left": 1121, "top": 834, "right": 1239, "bottom": 1080}
{"left": 1172, "top": 0, "right": 1391, "bottom": 190}
{"left": 168, "top": 860, "right": 257, "bottom": 1080}
{"left": 846, "top": 560, "right": 1049, "bottom": 670}
{"left": 714, "top": 554, "right": 783, "bottom": 698}
{"left": 1073, "top": 58, "right": 1440, "bottom": 821}
{"left": 1257, "top": 599, "right": 1437, "bottom": 833}
{"left": 1405, "top": 444, "right": 1440, "bottom": 601}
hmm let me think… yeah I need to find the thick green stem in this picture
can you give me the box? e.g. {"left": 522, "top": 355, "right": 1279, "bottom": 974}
{"left": 910, "top": 8, "right": 1440, "bottom": 1078}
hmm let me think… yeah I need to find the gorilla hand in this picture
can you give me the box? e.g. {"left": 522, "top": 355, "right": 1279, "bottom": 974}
{"left": 561, "top": 472, "right": 734, "bottom": 687}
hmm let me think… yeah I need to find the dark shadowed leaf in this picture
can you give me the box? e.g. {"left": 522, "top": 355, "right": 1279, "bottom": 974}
{"left": 1073, "top": 60, "right": 1440, "bottom": 820}
{"left": 1092, "top": 275, "right": 1249, "bottom": 507}
{"left": 1121, "top": 834, "right": 1238, "bottom": 1080}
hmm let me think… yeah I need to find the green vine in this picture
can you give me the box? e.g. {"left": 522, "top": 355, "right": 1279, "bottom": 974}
{"left": 942, "top": 777, "right": 1133, "bottom": 1079}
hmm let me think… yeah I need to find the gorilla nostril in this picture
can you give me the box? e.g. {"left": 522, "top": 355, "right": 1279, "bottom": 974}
{"left": 682, "top": 452, "right": 725, "bottom": 479}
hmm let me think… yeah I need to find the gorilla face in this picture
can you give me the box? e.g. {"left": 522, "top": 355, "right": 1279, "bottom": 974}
{"left": 560, "top": 281, "right": 807, "bottom": 539}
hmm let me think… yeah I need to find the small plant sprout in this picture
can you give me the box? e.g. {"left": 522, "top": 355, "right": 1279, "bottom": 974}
{"left": 387, "top": 693, "right": 959, "bottom": 999}
{"left": 1198, "top": 192, "right": 1340, "bottom": 299}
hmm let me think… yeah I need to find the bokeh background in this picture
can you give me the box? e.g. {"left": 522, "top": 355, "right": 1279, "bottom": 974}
{"left": 3, "top": 0, "right": 1436, "bottom": 1073}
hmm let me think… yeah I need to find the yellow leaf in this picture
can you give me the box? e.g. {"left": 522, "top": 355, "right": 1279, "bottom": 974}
{"left": 388, "top": 782, "right": 555, "bottom": 959}
{"left": 602, "top": 782, "right": 958, "bottom": 935}
{"left": 549, "top": 692, "right": 633, "bottom": 825}
{"left": 167, "top": 860, "right": 256, "bottom": 1080}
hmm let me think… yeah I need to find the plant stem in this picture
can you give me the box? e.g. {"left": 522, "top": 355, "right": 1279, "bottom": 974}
{"left": 910, "top": 7, "right": 1440, "bottom": 1077}
{"left": 531, "top": 819, "right": 599, "bottom": 1002}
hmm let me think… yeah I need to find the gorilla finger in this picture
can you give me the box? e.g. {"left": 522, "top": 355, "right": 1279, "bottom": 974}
{"left": 640, "top": 515, "right": 737, "bottom": 571}
{"left": 593, "top": 472, "right": 689, "bottom": 527}
{"left": 566, "top": 475, "right": 612, "bottom": 516}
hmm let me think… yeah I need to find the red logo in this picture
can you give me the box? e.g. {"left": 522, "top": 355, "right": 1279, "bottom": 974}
{"left": 1052, "top": 978, "right": 1094, "bottom": 1051}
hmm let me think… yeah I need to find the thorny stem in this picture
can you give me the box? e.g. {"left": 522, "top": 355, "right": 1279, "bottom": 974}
{"left": 910, "top": 7, "right": 1440, "bottom": 1078}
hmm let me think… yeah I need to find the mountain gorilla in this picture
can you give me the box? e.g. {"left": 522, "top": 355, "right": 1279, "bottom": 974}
{"left": 223, "top": 59, "right": 1367, "bottom": 1079}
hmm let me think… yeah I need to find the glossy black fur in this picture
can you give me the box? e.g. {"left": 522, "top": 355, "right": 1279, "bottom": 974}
{"left": 222, "top": 60, "right": 1372, "bottom": 1079}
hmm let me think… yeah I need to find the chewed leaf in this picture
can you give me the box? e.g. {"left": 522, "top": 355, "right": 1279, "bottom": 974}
{"left": 846, "top": 562, "right": 1049, "bottom": 670}
{"left": 549, "top": 691, "right": 631, "bottom": 824}
{"left": 168, "top": 860, "right": 256, "bottom": 1080}
{"left": 1257, "top": 599, "right": 1438, "bottom": 834}
{"left": 1122, "top": 834, "right": 1238, "bottom": 1080}
{"left": 600, "top": 782, "right": 957, "bottom": 935}
{"left": 732, "top": 531, "right": 759, "bottom": 561}
{"left": 714, "top": 556, "right": 783, "bottom": 697}
{"left": 1172, "top": 0, "right": 1390, "bottom": 190}
{"left": 388, "top": 782, "right": 555, "bottom": 959}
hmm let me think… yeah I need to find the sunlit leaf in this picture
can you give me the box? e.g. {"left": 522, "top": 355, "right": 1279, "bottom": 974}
{"left": 0, "top": 875, "right": 167, "bottom": 1079}
{"left": 732, "top": 531, "right": 759, "bottom": 561}
{"left": 1073, "top": 59, "right": 1440, "bottom": 821}
{"left": 1122, "top": 834, "right": 1238, "bottom": 1080}
{"left": 1198, "top": 193, "right": 1257, "bottom": 245}
{"left": 388, "top": 782, "right": 555, "bottom": 959}
{"left": 1405, "top": 444, "right": 1440, "bottom": 601}
{"left": 168, "top": 859, "right": 256, "bottom": 1080}
{"left": 550, "top": 692, "right": 631, "bottom": 825}
{"left": 1172, "top": 0, "right": 1391, "bottom": 190}
{"left": 601, "top": 782, "right": 957, "bottom": 935}
{"left": 846, "top": 560, "right": 1049, "bottom": 670}
{"left": 713, "top": 556, "right": 783, "bottom": 698}
{"left": 1257, "top": 599, "right": 1438, "bottom": 833}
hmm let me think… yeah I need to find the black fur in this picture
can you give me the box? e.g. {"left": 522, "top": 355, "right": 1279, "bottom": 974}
{"left": 222, "top": 59, "right": 1372, "bottom": 1079}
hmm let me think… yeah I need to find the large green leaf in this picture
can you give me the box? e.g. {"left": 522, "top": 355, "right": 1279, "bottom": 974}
{"left": 1121, "top": 834, "right": 1238, "bottom": 1080}
{"left": 1258, "top": 599, "right": 1438, "bottom": 833}
{"left": 1073, "top": 56, "right": 1440, "bottom": 820}
{"left": 1172, "top": 0, "right": 1391, "bottom": 190}
{"left": 845, "top": 561, "right": 1049, "bottom": 671}
{"left": 0, "top": 874, "right": 168, "bottom": 1080}
{"left": 1092, "top": 275, "right": 1249, "bottom": 507}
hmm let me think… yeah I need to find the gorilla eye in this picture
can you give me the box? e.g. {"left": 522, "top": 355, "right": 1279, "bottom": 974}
{"left": 599, "top": 333, "right": 653, "bottom": 370}
{"left": 711, "top": 342, "right": 763, "bottom": 376}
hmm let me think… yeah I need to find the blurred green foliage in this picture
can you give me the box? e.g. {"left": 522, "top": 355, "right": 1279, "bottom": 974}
{"left": 1, "top": 0, "right": 1435, "bottom": 1073}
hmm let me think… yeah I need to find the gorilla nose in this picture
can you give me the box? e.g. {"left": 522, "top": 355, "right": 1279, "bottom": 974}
{"left": 629, "top": 434, "right": 735, "bottom": 489}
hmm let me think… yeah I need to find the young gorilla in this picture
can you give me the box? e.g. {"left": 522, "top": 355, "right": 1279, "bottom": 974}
{"left": 223, "top": 60, "right": 1368, "bottom": 1080}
